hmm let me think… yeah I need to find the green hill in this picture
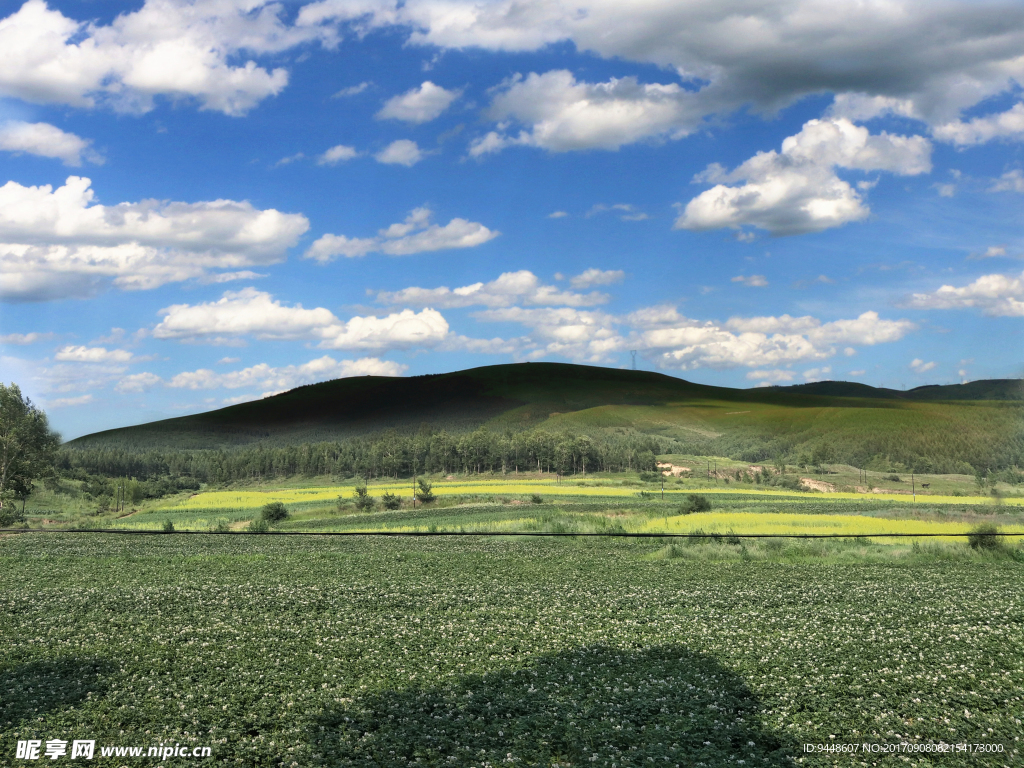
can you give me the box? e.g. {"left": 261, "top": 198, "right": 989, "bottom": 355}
{"left": 65, "top": 363, "right": 1023, "bottom": 475}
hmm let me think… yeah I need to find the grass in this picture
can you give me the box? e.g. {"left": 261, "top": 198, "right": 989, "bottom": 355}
{"left": 1, "top": 533, "right": 1021, "bottom": 766}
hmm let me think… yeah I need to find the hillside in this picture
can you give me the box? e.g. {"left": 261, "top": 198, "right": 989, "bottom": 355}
{"left": 64, "top": 364, "right": 1024, "bottom": 475}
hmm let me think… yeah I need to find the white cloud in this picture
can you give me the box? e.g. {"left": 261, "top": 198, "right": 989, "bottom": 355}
{"left": 849, "top": 369, "right": 866, "bottom": 376}
{"left": 115, "top": 371, "right": 161, "bottom": 393}
{"left": 48, "top": 393, "right": 93, "bottom": 408}
{"left": 473, "top": 306, "right": 623, "bottom": 363}
{"left": 746, "top": 369, "right": 796, "bottom": 383}
{"left": 0, "top": 176, "right": 308, "bottom": 301}
{"left": 377, "top": 81, "right": 459, "bottom": 123}
{"left": 153, "top": 287, "right": 339, "bottom": 341}
{"left": 802, "top": 366, "right": 831, "bottom": 382}
{"left": 374, "top": 139, "right": 424, "bottom": 166}
{"left": 0, "top": 331, "right": 52, "bottom": 344}
{"left": 0, "top": 121, "right": 101, "bottom": 166}
{"left": 905, "top": 271, "right": 1024, "bottom": 317}
{"left": 218, "top": 357, "right": 240, "bottom": 364}
{"left": 982, "top": 246, "right": 1006, "bottom": 258}
{"left": 569, "top": 268, "right": 624, "bottom": 289}
{"left": 933, "top": 103, "right": 1024, "bottom": 146}
{"left": 54, "top": 345, "right": 133, "bottom": 363}
{"left": 334, "top": 1, "right": 1024, "bottom": 134}
{"left": 305, "top": 206, "right": 498, "bottom": 261}
{"left": 638, "top": 309, "right": 914, "bottom": 370}
{"left": 153, "top": 287, "right": 451, "bottom": 351}
{"left": 910, "top": 358, "right": 936, "bottom": 374}
{"left": 274, "top": 152, "right": 305, "bottom": 166}
{"left": 318, "top": 309, "right": 449, "bottom": 350}
{"left": 377, "top": 269, "right": 607, "bottom": 308}
{"left": 0, "top": 0, "right": 320, "bottom": 115}
{"left": 169, "top": 355, "right": 407, "bottom": 391}
{"left": 469, "top": 71, "right": 699, "bottom": 155}
{"left": 731, "top": 274, "right": 769, "bottom": 287}
{"left": 936, "top": 183, "right": 956, "bottom": 197}
{"left": 990, "top": 170, "right": 1024, "bottom": 193}
{"left": 333, "top": 81, "right": 370, "bottom": 97}
{"left": 548, "top": 210, "right": 568, "bottom": 219}
{"left": 317, "top": 145, "right": 358, "bottom": 165}
{"left": 677, "top": 118, "right": 931, "bottom": 235}
{"left": 586, "top": 203, "right": 649, "bottom": 221}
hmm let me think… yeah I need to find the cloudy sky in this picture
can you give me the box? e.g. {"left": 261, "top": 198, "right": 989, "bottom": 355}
{"left": 1, "top": 0, "right": 1023, "bottom": 438}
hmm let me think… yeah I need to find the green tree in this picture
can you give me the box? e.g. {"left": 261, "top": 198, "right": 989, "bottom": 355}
{"left": 415, "top": 478, "right": 435, "bottom": 503}
{"left": 259, "top": 501, "right": 289, "bottom": 522}
{"left": 0, "top": 383, "right": 61, "bottom": 516}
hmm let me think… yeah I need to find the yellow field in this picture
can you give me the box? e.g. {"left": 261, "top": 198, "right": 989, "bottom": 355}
{"left": 640, "top": 511, "right": 1024, "bottom": 543}
{"left": 158, "top": 479, "right": 1020, "bottom": 512}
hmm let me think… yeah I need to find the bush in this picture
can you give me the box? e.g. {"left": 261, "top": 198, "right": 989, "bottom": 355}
{"left": 415, "top": 478, "right": 435, "bottom": 504}
{"left": 260, "top": 501, "right": 289, "bottom": 522}
{"left": 381, "top": 491, "right": 401, "bottom": 510}
{"left": 530, "top": 493, "right": 543, "bottom": 504}
{"left": 353, "top": 483, "right": 376, "bottom": 511}
{"left": 887, "top": 474, "right": 902, "bottom": 482}
{"left": 679, "top": 493, "right": 712, "bottom": 514}
{"left": 162, "top": 519, "right": 175, "bottom": 533}
{"left": 247, "top": 518, "right": 269, "bottom": 534}
{"left": 968, "top": 523, "right": 1002, "bottom": 550}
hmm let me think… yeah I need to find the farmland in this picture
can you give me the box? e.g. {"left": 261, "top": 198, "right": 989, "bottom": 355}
{"left": 2, "top": 533, "right": 1021, "bottom": 766}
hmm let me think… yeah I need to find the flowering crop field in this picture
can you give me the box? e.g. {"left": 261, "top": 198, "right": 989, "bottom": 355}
{"left": 640, "top": 512, "right": 1024, "bottom": 544}
{"left": 2, "top": 534, "right": 1022, "bottom": 767}
{"left": 153, "top": 480, "right": 1018, "bottom": 514}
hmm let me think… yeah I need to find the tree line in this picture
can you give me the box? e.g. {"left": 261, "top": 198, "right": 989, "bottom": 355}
{"left": 60, "top": 428, "right": 666, "bottom": 484}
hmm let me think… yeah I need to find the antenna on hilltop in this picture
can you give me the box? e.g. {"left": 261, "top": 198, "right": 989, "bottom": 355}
{"left": 630, "top": 350, "right": 637, "bottom": 370}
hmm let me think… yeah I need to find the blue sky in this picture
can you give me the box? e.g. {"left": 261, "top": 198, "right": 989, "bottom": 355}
{"left": 1, "top": 0, "right": 1023, "bottom": 439}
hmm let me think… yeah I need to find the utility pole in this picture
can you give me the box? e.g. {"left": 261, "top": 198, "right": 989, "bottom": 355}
{"left": 912, "top": 472, "right": 916, "bottom": 503}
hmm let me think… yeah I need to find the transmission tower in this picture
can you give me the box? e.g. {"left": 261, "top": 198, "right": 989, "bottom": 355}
{"left": 630, "top": 350, "right": 637, "bottom": 370}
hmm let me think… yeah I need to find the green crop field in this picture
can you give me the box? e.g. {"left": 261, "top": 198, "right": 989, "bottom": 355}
{"left": 2, "top": 534, "right": 1022, "bottom": 766}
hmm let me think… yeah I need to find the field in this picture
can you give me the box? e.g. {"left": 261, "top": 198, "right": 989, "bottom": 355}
{"left": 2, "top": 533, "right": 1021, "bottom": 766}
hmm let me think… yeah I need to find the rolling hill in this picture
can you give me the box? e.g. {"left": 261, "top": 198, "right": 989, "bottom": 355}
{"left": 65, "top": 364, "right": 1024, "bottom": 475}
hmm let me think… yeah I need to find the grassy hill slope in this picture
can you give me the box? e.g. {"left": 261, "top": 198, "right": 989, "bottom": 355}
{"left": 65, "top": 363, "right": 1023, "bottom": 473}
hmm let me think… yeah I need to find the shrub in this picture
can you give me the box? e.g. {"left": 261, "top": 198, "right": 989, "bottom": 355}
{"left": 247, "top": 518, "right": 269, "bottom": 534}
{"left": 162, "top": 519, "right": 175, "bottom": 533}
{"left": 968, "top": 523, "right": 1002, "bottom": 550}
{"left": 353, "top": 483, "right": 376, "bottom": 511}
{"left": 381, "top": 491, "right": 401, "bottom": 510}
{"left": 415, "top": 478, "right": 435, "bottom": 504}
{"left": 680, "top": 493, "right": 712, "bottom": 514}
{"left": 260, "top": 501, "right": 289, "bottom": 522}
{"left": 887, "top": 474, "right": 902, "bottom": 482}
{"left": 530, "top": 493, "right": 543, "bottom": 504}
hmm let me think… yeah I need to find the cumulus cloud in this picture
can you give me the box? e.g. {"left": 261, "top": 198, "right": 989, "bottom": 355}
{"left": 910, "top": 358, "right": 936, "bottom": 374}
{"left": 905, "top": 271, "right": 1024, "bottom": 317}
{"left": 0, "top": 120, "right": 101, "bottom": 166}
{"left": 48, "top": 393, "right": 93, "bottom": 408}
{"left": 676, "top": 117, "right": 931, "bottom": 235}
{"left": 933, "top": 103, "right": 1024, "bottom": 146}
{"left": 305, "top": 206, "right": 498, "bottom": 261}
{"left": 377, "top": 270, "right": 607, "bottom": 309}
{"left": 54, "top": 345, "right": 133, "bottom": 363}
{"left": 168, "top": 355, "right": 407, "bottom": 391}
{"left": 731, "top": 274, "right": 769, "bottom": 287}
{"left": 747, "top": 369, "right": 796, "bottom": 383}
{"left": 293, "top": 1, "right": 1024, "bottom": 148}
{"left": 0, "top": 176, "right": 308, "bottom": 302}
{"left": 374, "top": 139, "right": 424, "bottom": 166}
{"left": 548, "top": 210, "right": 568, "bottom": 219}
{"left": 0, "top": 331, "right": 52, "bottom": 344}
{"left": 586, "top": 203, "right": 649, "bottom": 221}
{"left": 569, "top": 268, "right": 624, "bottom": 289}
{"left": 0, "top": 0, "right": 323, "bottom": 115}
{"left": 153, "top": 287, "right": 452, "bottom": 351}
{"left": 333, "top": 81, "right": 370, "bottom": 97}
{"left": 473, "top": 306, "right": 623, "bottom": 363}
{"left": 990, "top": 170, "right": 1024, "bottom": 193}
{"left": 638, "top": 309, "right": 915, "bottom": 370}
{"left": 153, "top": 287, "right": 338, "bottom": 341}
{"left": 317, "top": 144, "right": 358, "bottom": 165}
{"left": 319, "top": 309, "right": 449, "bottom": 350}
{"left": 469, "top": 70, "right": 700, "bottom": 155}
{"left": 377, "top": 81, "right": 459, "bottom": 123}
{"left": 115, "top": 371, "right": 161, "bottom": 393}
